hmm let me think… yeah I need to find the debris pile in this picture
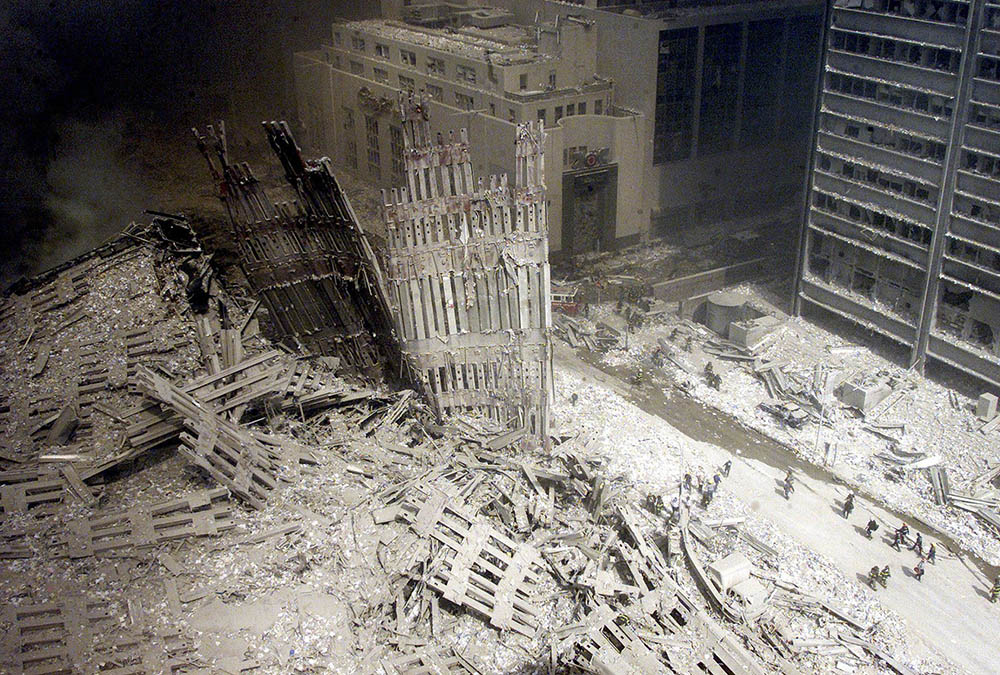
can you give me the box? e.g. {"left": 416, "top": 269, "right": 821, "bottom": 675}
{"left": 0, "top": 220, "right": 955, "bottom": 673}
{"left": 552, "top": 312, "right": 621, "bottom": 352}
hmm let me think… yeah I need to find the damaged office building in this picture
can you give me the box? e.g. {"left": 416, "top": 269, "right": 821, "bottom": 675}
{"left": 293, "top": 0, "right": 824, "bottom": 254}
{"left": 194, "top": 109, "right": 552, "bottom": 442}
{"left": 795, "top": 0, "right": 1000, "bottom": 388}
{"left": 382, "top": 95, "right": 553, "bottom": 440}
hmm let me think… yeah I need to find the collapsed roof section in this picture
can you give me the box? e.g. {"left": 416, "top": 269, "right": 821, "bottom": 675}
{"left": 194, "top": 121, "right": 392, "bottom": 371}
{"left": 381, "top": 94, "right": 553, "bottom": 443}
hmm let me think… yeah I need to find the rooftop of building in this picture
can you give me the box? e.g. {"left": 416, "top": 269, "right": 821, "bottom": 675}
{"left": 562, "top": 0, "right": 822, "bottom": 21}
{"left": 334, "top": 19, "right": 546, "bottom": 65}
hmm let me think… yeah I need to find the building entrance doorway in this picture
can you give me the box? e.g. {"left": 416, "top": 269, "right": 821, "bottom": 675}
{"left": 562, "top": 165, "right": 618, "bottom": 253}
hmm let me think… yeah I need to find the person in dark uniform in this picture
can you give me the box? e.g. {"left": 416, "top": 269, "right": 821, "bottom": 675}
{"left": 868, "top": 566, "right": 880, "bottom": 590}
{"left": 842, "top": 493, "right": 855, "bottom": 519}
{"left": 782, "top": 470, "right": 795, "bottom": 499}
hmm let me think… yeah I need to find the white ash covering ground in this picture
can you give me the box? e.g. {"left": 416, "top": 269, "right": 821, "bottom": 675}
{"left": 592, "top": 288, "right": 1000, "bottom": 568}
{"left": 0, "top": 236, "right": 971, "bottom": 673}
{"left": 550, "top": 365, "right": 957, "bottom": 674}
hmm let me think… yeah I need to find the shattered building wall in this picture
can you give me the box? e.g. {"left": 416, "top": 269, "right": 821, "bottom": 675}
{"left": 381, "top": 95, "right": 553, "bottom": 440}
{"left": 794, "top": 0, "right": 1000, "bottom": 389}
{"left": 195, "top": 121, "right": 392, "bottom": 371}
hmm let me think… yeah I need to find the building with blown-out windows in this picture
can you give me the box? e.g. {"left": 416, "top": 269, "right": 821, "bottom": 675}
{"left": 794, "top": 0, "right": 1000, "bottom": 389}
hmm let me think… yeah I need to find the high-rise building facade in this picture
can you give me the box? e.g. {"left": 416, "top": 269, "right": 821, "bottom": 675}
{"left": 295, "top": 0, "right": 824, "bottom": 254}
{"left": 488, "top": 0, "right": 825, "bottom": 242}
{"left": 794, "top": 0, "right": 1000, "bottom": 388}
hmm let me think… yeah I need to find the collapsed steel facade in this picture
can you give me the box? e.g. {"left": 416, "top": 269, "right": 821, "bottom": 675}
{"left": 195, "top": 121, "right": 392, "bottom": 370}
{"left": 381, "top": 95, "right": 553, "bottom": 440}
{"left": 795, "top": 0, "right": 1000, "bottom": 388}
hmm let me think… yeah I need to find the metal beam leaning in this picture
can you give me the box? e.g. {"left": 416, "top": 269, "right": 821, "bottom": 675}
{"left": 135, "top": 367, "right": 280, "bottom": 509}
{"left": 194, "top": 121, "right": 392, "bottom": 371}
{"left": 399, "top": 487, "right": 545, "bottom": 638}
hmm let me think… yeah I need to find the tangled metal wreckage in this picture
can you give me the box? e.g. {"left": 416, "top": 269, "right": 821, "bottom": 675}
{"left": 194, "top": 97, "right": 552, "bottom": 442}
{"left": 0, "top": 105, "right": 919, "bottom": 675}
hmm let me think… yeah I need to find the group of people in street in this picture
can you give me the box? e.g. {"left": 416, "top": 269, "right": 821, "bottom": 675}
{"left": 667, "top": 460, "right": 733, "bottom": 522}
{"left": 839, "top": 491, "right": 936, "bottom": 588}
{"left": 674, "top": 460, "right": 1000, "bottom": 602}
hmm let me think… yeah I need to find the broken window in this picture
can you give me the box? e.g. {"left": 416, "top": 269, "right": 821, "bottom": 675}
{"left": 455, "top": 92, "right": 474, "bottom": 110}
{"left": 840, "top": 0, "right": 968, "bottom": 25}
{"left": 852, "top": 269, "right": 877, "bottom": 296}
{"left": 399, "top": 75, "right": 415, "bottom": 92}
{"left": 343, "top": 106, "right": 357, "bottom": 169}
{"left": 566, "top": 103, "right": 575, "bottom": 116}
{"left": 456, "top": 64, "right": 477, "bottom": 84}
{"left": 426, "top": 84, "right": 442, "bottom": 100}
{"left": 980, "top": 57, "right": 1000, "bottom": 82}
{"left": 942, "top": 286, "right": 972, "bottom": 309}
{"left": 375, "top": 43, "right": 390, "bottom": 59}
{"left": 554, "top": 106, "right": 563, "bottom": 122}
{"left": 699, "top": 22, "right": 741, "bottom": 155}
{"left": 345, "top": 139, "right": 357, "bottom": 169}
{"left": 537, "top": 108, "right": 547, "bottom": 125}
{"left": 971, "top": 320, "right": 995, "bottom": 347}
{"left": 373, "top": 67, "right": 389, "bottom": 84}
{"left": 831, "top": 73, "right": 949, "bottom": 118}
{"left": 400, "top": 49, "right": 416, "bottom": 66}
{"left": 351, "top": 35, "right": 365, "bottom": 51}
{"left": 971, "top": 103, "right": 1000, "bottom": 130}
{"left": 426, "top": 57, "right": 445, "bottom": 76}
{"left": 365, "top": 115, "right": 380, "bottom": 179}
{"left": 350, "top": 60, "right": 364, "bottom": 76}
{"left": 390, "top": 125, "right": 404, "bottom": 179}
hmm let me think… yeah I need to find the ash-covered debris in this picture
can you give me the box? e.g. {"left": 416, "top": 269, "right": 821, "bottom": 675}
{"left": 194, "top": 120, "right": 394, "bottom": 373}
{"left": 380, "top": 95, "right": 554, "bottom": 446}
{"left": 0, "top": 161, "right": 966, "bottom": 674}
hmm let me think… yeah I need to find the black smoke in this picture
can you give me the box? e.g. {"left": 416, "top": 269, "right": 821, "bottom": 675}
{"left": 0, "top": 0, "right": 373, "bottom": 288}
